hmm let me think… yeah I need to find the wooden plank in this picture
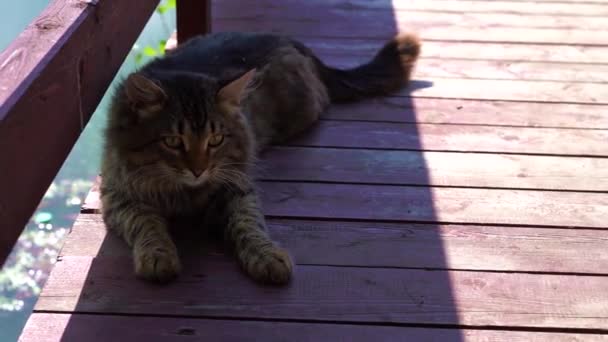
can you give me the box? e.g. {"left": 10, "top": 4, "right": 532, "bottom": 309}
{"left": 81, "top": 176, "right": 101, "bottom": 214}
{"left": 21, "top": 313, "right": 608, "bottom": 342}
{"left": 0, "top": 0, "right": 160, "bottom": 265}
{"left": 61, "top": 214, "right": 608, "bottom": 274}
{"left": 212, "top": 1, "right": 608, "bottom": 44}
{"left": 322, "top": 98, "right": 608, "bottom": 129}
{"left": 215, "top": 10, "right": 608, "bottom": 38}
{"left": 290, "top": 121, "right": 608, "bottom": 156}
{"left": 77, "top": 180, "right": 608, "bottom": 228}
{"left": 301, "top": 38, "right": 608, "bottom": 64}
{"left": 260, "top": 147, "right": 608, "bottom": 191}
{"left": 403, "top": 78, "right": 607, "bottom": 103}
{"left": 322, "top": 55, "right": 608, "bottom": 83}
{"left": 216, "top": 7, "right": 608, "bottom": 31}
{"left": 259, "top": 182, "right": 608, "bottom": 228}
{"left": 215, "top": 18, "right": 608, "bottom": 45}
{"left": 177, "top": 0, "right": 210, "bottom": 44}
{"left": 215, "top": 0, "right": 608, "bottom": 17}
{"left": 507, "top": 0, "right": 608, "bottom": 3}
{"left": 35, "top": 256, "right": 608, "bottom": 329}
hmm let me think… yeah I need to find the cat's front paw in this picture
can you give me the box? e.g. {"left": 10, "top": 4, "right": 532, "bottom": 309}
{"left": 134, "top": 245, "right": 182, "bottom": 283}
{"left": 243, "top": 246, "right": 293, "bottom": 285}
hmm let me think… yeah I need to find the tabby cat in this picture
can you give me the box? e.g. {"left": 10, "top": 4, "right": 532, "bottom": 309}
{"left": 101, "top": 32, "right": 420, "bottom": 284}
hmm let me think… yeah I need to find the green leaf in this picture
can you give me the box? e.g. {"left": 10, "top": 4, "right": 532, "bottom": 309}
{"left": 134, "top": 52, "right": 143, "bottom": 65}
{"left": 166, "top": 0, "right": 176, "bottom": 9}
{"left": 158, "top": 39, "right": 167, "bottom": 55}
{"left": 143, "top": 46, "right": 158, "bottom": 56}
{"left": 156, "top": 4, "right": 167, "bottom": 14}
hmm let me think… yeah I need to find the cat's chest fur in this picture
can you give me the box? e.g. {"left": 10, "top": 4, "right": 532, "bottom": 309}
{"left": 152, "top": 185, "right": 228, "bottom": 217}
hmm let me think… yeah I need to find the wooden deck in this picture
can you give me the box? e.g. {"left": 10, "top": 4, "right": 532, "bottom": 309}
{"left": 19, "top": 0, "right": 608, "bottom": 341}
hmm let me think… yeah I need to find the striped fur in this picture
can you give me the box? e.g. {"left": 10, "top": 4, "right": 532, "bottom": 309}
{"left": 101, "top": 32, "right": 420, "bottom": 284}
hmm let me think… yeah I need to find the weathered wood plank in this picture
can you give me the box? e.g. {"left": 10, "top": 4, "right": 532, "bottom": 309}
{"left": 322, "top": 55, "right": 608, "bottom": 83}
{"left": 36, "top": 256, "right": 608, "bottom": 329}
{"left": 290, "top": 121, "right": 608, "bottom": 156}
{"left": 216, "top": 8, "right": 608, "bottom": 30}
{"left": 260, "top": 147, "right": 608, "bottom": 191}
{"left": 213, "top": 1, "right": 608, "bottom": 44}
{"left": 403, "top": 78, "right": 607, "bottom": 103}
{"left": 510, "top": 0, "right": 608, "bottom": 3}
{"left": 81, "top": 176, "right": 100, "bottom": 214}
{"left": 216, "top": 18, "right": 608, "bottom": 45}
{"left": 338, "top": 40, "right": 608, "bottom": 66}
{"left": 322, "top": 98, "right": 608, "bottom": 129}
{"left": 415, "top": 58, "right": 608, "bottom": 83}
{"left": 22, "top": 313, "right": 608, "bottom": 342}
{"left": 61, "top": 214, "right": 608, "bottom": 274}
{"left": 0, "top": 0, "right": 160, "bottom": 265}
{"left": 260, "top": 182, "right": 608, "bottom": 228}
{"left": 80, "top": 180, "right": 608, "bottom": 228}
{"left": 168, "top": 33, "right": 608, "bottom": 64}
{"left": 301, "top": 38, "right": 608, "bottom": 64}
{"left": 216, "top": 0, "right": 608, "bottom": 17}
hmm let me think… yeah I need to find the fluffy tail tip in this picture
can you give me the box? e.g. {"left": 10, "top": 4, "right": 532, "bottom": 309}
{"left": 394, "top": 33, "right": 421, "bottom": 64}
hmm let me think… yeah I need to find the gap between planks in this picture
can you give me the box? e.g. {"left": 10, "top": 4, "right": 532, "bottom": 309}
{"left": 214, "top": 0, "right": 608, "bottom": 17}
{"left": 319, "top": 97, "right": 608, "bottom": 129}
{"left": 259, "top": 146, "right": 608, "bottom": 192}
{"left": 285, "top": 120, "right": 608, "bottom": 157}
{"left": 62, "top": 214, "right": 608, "bottom": 275}
{"left": 35, "top": 255, "right": 608, "bottom": 330}
{"left": 21, "top": 313, "right": 608, "bottom": 342}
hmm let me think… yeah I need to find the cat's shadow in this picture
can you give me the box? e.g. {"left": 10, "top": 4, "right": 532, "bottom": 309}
{"left": 408, "top": 79, "right": 434, "bottom": 92}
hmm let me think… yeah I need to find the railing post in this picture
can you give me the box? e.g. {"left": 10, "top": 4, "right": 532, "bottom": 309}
{"left": 176, "top": 0, "right": 211, "bottom": 44}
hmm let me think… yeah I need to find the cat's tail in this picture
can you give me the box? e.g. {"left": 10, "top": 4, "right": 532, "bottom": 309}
{"left": 313, "top": 34, "right": 421, "bottom": 103}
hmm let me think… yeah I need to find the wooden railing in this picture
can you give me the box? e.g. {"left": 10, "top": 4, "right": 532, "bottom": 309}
{"left": 0, "top": 0, "right": 210, "bottom": 266}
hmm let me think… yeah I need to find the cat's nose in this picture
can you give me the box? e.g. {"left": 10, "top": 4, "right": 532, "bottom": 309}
{"left": 190, "top": 168, "right": 204, "bottom": 177}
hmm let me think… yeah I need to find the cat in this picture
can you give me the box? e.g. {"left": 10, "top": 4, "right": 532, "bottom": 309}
{"left": 100, "top": 31, "right": 420, "bottom": 284}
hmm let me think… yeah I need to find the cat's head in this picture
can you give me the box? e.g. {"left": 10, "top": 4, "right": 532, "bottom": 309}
{"left": 105, "top": 69, "right": 256, "bottom": 189}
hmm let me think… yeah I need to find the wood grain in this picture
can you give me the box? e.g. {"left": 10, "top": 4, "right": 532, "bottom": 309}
{"left": 300, "top": 38, "right": 608, "bottom": 64}
{"left": 290, "top": 121, "right": 608, "bottom": 156}
{"left": 322, "top": 97, "right": 608, "bottom": 129}
{"left": 212, "top": 0, "right": 608, "bottom": 44}
{"left": 216, "top": 8, "right": 608, "bottom": 30}
{"left": 260, "top": 147, "right": 608, "bottom": 191}
{"left": 234, "top": 0, "right": 608, "bottom": 16}
{"left": 216, "top": 19, "right": 608, "bottom": 45}
{"left": 0, "top": 0, "right": 160, "bottom": 265}
{"left": 402, "top": 78, "right": 607, "bottom": 103}
{"left": 61, "top": 214, "right": 608, "bottom": 274}
{"left": 322, "top": 55, "right": 608, "bottom": 83}
{"left": 21, "top": 313, "right": 608, "bottom": 342}
{"left": 260, "top": 182, "right": 608, "bottom": 228}
{"left": 35, "top": 256, "right": 608, "bottom": 329}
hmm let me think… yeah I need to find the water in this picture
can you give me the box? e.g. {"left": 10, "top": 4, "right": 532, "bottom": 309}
{"left": 0, "top": 2, "right": 176, "bottom": 340}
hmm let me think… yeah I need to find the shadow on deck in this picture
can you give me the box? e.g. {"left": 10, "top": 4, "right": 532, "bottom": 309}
{"left": 19, "top": 0, "right": 608, "bottom": 341}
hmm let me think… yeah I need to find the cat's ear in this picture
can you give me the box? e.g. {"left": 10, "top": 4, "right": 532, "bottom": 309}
{"left": 217, "top": 69, "right": 257, "bottom": 108}
{"left": 124, "top": 73, "right": 167, "bottom": 116}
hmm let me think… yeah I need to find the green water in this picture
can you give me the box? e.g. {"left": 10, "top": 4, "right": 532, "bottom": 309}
{"left": 0, "top": 2, "right": 175, "bottom": 340}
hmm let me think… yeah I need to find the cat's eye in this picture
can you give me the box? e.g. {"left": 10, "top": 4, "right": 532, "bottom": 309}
{"left": 208, "top": 134, "right": 224, "bottom": 147}
{"left": 162, "top": 136, "right": 183, "bottom": 149}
